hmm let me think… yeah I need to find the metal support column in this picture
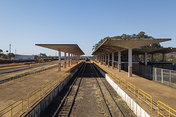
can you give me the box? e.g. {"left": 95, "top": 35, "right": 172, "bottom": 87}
{"left": 163, "top": 53, "right": 165, "bottom": 62}
{"left": 64, "top": 52, "right": 66, "bottom": 68}
{"left": 118, "top": 51, "right": 121, "bottom": 72}
{"left": 128, "top": 48, "right": 132, "bottom": 77}
{"left": 108, "top": 53, "right": 110, "bottom": 67}
{"left": 112, "top": 52, "right": 114, "bottom": 69}
{"left": 58, "top": 51, "right": 61, "bottom": 71}
{"left": 68, "top": 53, "right": 70, "bottom": 67}
{"left": 145, "top": 52, "right": 147, "bottom": 65}
{"left": 105, "top": 54, "right": 107, "bottom": 66}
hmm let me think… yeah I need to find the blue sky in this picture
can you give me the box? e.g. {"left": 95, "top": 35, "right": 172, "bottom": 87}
{"left": 0, "top": 0, "right": 176, "bottom": 56}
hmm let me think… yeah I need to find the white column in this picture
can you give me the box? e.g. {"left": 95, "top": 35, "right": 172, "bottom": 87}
{"left": 112, "top": 52, "right": 114, "bottom": 69}
{"left": 118, "top": 51, "right": 121, "bottom": 72}
{"left": 71, "top": 54, "right": 73, "bottom": 65}
{"left": 58, "top": 51, "right": 61, "bottom": 71}
{"left": 128, "top": 48, "right": 132, "bottom": 77}
{"left": 108, "top": 53, "right": 110, "bottom": 67}
{"left": 103, "top": 55, "right": 104, "bottom": 63}
{"left": 145, "top": 52, "right": 147, "bottom": 65}
{"left": 64, "top": 52, "right": 66, "bottom": 68}
{"left": 73, "top": 54, "right": 74, "bottom": 64}
{"left": 68, "top": 53, "right": 70, "bottom": 67}
{"left": 105, "top": 54, "right": 107, "bottom": 65}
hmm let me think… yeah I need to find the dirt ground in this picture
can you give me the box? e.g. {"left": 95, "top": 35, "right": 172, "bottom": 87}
{"left": 0, "top": 63, "right": 77, "bottom": 113}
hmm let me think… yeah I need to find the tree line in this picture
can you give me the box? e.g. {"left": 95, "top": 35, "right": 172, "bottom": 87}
{"left": 92, "top": 31, "right": 162, "bottom": 51}
{"left": 0, "top": 49, "right": 15, "bottom": 60}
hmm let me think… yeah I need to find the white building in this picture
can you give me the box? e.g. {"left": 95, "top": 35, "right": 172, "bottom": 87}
{"left": 11, "top": 54, "right": 34, "bottom": 61}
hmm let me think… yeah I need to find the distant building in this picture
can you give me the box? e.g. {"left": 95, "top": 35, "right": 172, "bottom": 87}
{"left": 39, "top": 53, "right": 47, "bottom": 57}
{"left": 11, "top": 54, "right": 34, "bottom": 61}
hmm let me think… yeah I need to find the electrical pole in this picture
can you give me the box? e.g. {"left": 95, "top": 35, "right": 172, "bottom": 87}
{"left": 9, "top": 44, "right": 11, "bottom": 53}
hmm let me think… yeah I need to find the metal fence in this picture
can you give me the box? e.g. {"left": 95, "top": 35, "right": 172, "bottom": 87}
{"left": 121, "top": 63, "right": 176, "bottom": 88}
{"left": 101, "top": 60, "right": 176, "bottom": 88}
{"left": 153, "top": 67, "right": 176, "bottom": 88}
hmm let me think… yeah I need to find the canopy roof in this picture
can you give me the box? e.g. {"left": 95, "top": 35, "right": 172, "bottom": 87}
{"left": 92, "top": 38, "right": 171, "bottom": 55}
{"left": 118, "top": 47, "right": 176, "bottom": 55}
{"left": 35, "top": 44, "right": 84, "bottom": 55}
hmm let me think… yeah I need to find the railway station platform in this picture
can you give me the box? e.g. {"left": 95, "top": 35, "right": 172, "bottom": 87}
{"left": 96, "top": 63, "right": 176, "bottom": 114}
{"left": 0, "top": 61, "right": 82, "bottom": 117}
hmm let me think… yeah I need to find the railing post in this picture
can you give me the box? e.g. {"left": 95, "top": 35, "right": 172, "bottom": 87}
{"left": 151, "top": 97, "right": 152, "bottom": 110}
{"left": 161, "top": 69, "right": 163, "bottom": 84}
{"left": 169, "top": 70, "right": 171, "bottom": 87}
{"left": 27, "top": 95, "right": 28, "bottom": 108}
{"left": 22, "top": 99, "right": 23, "bottom": 113}
{"left": 11, "top": 105, "right": 13, "bottom": 117}
{"left": 169, "top": 108, "right": 171, "bottom": 117}
{"left": 155, "top": 68, "right": 157, "bottom": 81}
{"left": 158, "top": 101, "right": 159, "bottom": 116}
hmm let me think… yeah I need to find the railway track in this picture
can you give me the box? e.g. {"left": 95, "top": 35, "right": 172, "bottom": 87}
{"left": 52, "top": 62, "right": 86, "bottom": 117}
{"left": 90, "top": 63, "right": 125, "bottom": 117}
{"left": 0, "top": 63, "right": 57, "bottom": 84}
{"left": 42, "top": 62, "right": 131, "bottom": 117}
{"left": 0, "top": 62, "right": 56, "bottom": 74}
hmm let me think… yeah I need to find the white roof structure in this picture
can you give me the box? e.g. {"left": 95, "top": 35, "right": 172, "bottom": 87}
{"left": 92, "top": 38, "right": 171, "bottom": 55}
{"left": 35, "top": 44, "right": 84, "bottom": 55}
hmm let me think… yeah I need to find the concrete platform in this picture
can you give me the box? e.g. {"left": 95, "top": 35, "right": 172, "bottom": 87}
{"left": 98, "top": 64, "right": 176, "bottom": 110}
{"left": 0, "top": 62, "right": 79, "bottom": 114}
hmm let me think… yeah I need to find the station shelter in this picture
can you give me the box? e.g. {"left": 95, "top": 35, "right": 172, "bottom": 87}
{"left": 92, "top": 38, "right": 173, "bottom": 77}
{"left": 36, "top": 44, "right": 84, "bottom": 71}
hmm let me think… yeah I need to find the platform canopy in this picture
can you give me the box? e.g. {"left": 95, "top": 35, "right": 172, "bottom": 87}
{"left": 119, "top": 47, "right": 176, "bottom": 55}
{"left": 92, "top": 38, "right": 171, "bottom": 55}
{"left": 36, "top": 44, "right": 84, "bottom": 55}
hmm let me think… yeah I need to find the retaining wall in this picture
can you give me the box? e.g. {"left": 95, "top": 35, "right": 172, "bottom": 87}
{"left": 21, "top": 62, "right": 84, "bottom": 117}
{"left": 94, "top": 63, "right": 150, "bottom": 117}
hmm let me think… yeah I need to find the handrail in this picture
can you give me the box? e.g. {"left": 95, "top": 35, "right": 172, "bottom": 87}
{"left": 27, "top": 87, "right": 42, "bottom": 108}
{"left": 138, "top": 89, "right": 153, "bottom": 110}
{"left": 127, "top": 82, "right": 136, "bottom": 96}
{"left": 0, "top": 61, "right": 83, "bottom": 117}
{"left": 0, "top": 98, "right": 23, "bottom": 117}
{"left": 158, "top": 101, "right": 176, "bottom": 117}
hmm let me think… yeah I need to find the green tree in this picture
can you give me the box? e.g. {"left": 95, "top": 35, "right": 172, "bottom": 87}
{"left": 92, "top": 31, "right": 155, "bottom": 51}
{"left": 0, "top": 49, "right": 3, "bottom": 53}
{"left": 0, "top": 54, "right": 7, "bottom": 59}
{"left": 7, "top": 53, "right": 15, "bottom": 60}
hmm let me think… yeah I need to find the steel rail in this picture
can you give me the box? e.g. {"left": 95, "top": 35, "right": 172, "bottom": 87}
{"left": 0, "top": 63, "right": 57, "bottom": 84}
{"left": 66, "top": 63, "right": 86, "bottom": 117}
{"left": 91, "top": 63, "right": 125, "bottom": 117}
{"left": 52, "top": 62, "right": 86, "bottom": 117}
{"left": 89, "top": 63, "right": 113, "bottom": 117}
